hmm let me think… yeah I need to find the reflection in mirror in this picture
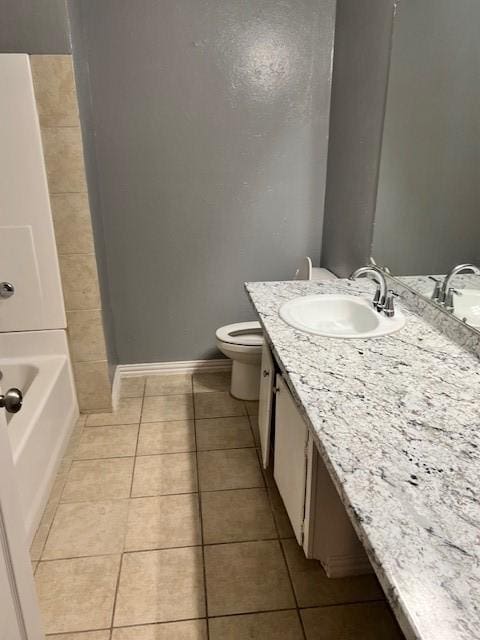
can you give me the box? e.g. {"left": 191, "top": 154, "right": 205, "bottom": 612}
{"left": 370, "top": 0, "right": 480, "bottom": 331}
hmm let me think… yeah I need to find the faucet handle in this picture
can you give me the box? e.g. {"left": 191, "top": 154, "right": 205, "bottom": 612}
{"left": 428, "top": 276, "right": 442, "bottom": 301}
{"left": 383, "top": 290, "right": 399, "bottom": 318}
{"left": 444, "top": 288, "right": 461, "bottom": 312}
{"left": 372, "top": 285, "right": 384, "bottom": 311}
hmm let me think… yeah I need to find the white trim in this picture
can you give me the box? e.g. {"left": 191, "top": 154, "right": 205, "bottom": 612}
{"left": 112, "top": 359, "right": 231, "bottom": 409}
{"left": 322, "top": 553, "right": 373, "bottom": 578}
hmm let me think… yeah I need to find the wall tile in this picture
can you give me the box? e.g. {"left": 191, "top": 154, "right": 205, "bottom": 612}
{"left": 31, "top": 54, "right": 112, "bottom": 413}
{"left": 30, "top": 55, "right": 79, "bottom": 127}
{"left": 42, "top": 127, "right": 87, "bottom": 193}
{"left": 51, "top": 193, "right": 95, "bottom": 254}
{"left": 67, "top": 310, "right": 107, "bottom": 362}
{"left": 59, "top": 254, "right": 101, "bottom": 310}
{"left": 73, "top": 361, "right": 112, "bottom": 412}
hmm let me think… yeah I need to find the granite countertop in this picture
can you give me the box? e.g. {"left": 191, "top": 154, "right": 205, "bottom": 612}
{"left": 245, "top": 279, "right": 480, "bottom": 640}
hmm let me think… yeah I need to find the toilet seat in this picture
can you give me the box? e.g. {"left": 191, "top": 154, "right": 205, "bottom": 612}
{"left": 216, "top": 321, "right": 263, "bottom": 347}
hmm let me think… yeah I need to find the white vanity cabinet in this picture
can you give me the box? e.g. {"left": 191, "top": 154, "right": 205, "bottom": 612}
{"left": 258, "top": 341, "right": 275, "bottom": 468}
{"left": 274, "top": 374, "right": 309, "bottom": 545}
{"left": 258, "top": 342, "right": 372, "bottom": 577}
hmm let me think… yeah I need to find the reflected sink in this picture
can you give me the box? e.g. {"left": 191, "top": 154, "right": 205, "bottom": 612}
{"left": 454, "top": 289, "right": 480, "bottom": 327}
{"left": 279, "top": 294, "right": 406, "bottom": 338}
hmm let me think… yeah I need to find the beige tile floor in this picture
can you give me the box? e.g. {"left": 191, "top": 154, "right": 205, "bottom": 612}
{"left": 31, "top": 371, "right": 404, "bottom": 639}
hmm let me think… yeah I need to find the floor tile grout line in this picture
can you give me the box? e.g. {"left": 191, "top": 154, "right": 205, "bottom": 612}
{"left": 191, "top": 375, "right": 211, "bottom": 640}
{"left": 128, "top": 392, "right": 146, "bottom": 499}
{"left": 105, "top": 395, "right": 145, "bottom": 634}
{"left": 261, "top": 452, "right": 307, "bottom": 640}
{"left": 36, "top": 418, "right": 88, "bottom": 563}
{"left": 110, "top": 387, "right": 145, "bottom": 634}
{"left": 37, "top": 535, "right": 302, "bottom": 564}
{"left": 109, "top": 552, "right": 125, "bottom": 632}
{"left": 71, "top": 443, "right": 258, "bottom": 464}
{"left": 278, "top": 538, "right": 307, "bottom": 640}
{"left": 55, "top": 483, "right": 279, "bottom": 509}
{"left": 41, "top": 596, "right": 391, "bottom": 638}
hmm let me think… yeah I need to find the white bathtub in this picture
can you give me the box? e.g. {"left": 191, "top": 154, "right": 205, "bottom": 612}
{"left": 1, "top": 330, "right": 78, "bottom": 543}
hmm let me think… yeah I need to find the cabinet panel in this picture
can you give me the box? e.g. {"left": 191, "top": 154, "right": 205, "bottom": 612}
{"left": 274, "top": 374, "right": 308, "bottom": 545}
{"left": 258, "top": 342, "right": 275, "bottom": 468}
{"left": 0, "top": 55, "right": 65, "bottom": 331}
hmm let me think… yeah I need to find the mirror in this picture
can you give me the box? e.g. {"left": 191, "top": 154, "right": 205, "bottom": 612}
{"left": 371, "top": 0, "right": 480, "bottom": 331}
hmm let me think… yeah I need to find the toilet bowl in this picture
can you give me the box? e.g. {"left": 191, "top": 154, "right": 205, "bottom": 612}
{"left": 216, "top": 321, "right": 263, "bottom": 401}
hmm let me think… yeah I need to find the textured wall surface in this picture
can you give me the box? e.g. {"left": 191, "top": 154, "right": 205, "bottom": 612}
{"left": 31, "top": 56, "right": 112, "bottom": 411}
{"left": 0, "top": 0, "right": 70, "bottom": 53}
{"left": 68, "top": 0, "right": 336, "bottom": 364}
{"left": 321, "top": 0, "right": 395, "bottom": 277}
{"left": 372, "top": 0, "right": 480, "bottom": 275}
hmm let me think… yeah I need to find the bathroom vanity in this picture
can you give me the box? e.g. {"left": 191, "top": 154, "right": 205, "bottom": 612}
{"left": 246, "top": 278, "right": 480, "bottom": 640}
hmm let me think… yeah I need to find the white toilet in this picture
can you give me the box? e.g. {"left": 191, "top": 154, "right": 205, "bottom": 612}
{"left": 216, "top": 258, "right": 337, "bottom": 401}
{"left": 215, "top": 321, "right": 263, "bottom": 401}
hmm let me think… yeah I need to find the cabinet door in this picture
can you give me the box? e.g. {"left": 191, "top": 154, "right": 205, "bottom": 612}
{"left": 0, "top": 55, "right": 66, "bottom": 331}
{"left": 274, "top": 375, "right": 308, "bottom": 545}
{"left": 258, "top": 342, "right": 275, "bottom": 469}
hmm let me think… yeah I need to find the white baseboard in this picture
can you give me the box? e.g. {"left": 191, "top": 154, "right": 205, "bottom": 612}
{"left": 322, "top": 552, "right": 373, "bottom": 578}
{"left": 112, "top": 359, "right": 231, "bottom": 408}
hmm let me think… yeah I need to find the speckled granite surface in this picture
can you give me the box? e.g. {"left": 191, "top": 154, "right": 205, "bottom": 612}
{"left": 246, "top": 279, "right": 480, "bottom": 640}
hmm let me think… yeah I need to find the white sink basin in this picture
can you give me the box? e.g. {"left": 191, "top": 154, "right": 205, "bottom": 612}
{"left": 454, "top": 289, "right": 480, "bottom": 327}
{"left": 279, "top": 294, "right": 406, "bottom": 338}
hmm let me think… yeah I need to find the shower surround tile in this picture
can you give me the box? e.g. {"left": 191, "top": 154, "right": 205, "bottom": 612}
{"left": 73, "top": 361, "right": 112, "bottom": 412}
{"left": 59, "top": 254, "right": 102, "bottom": 311}
{"left": 31, "top": 54, "right": 112, "bottom": 413}
{"left": 66, "top": 310, "right": 108, "bottom": 362}
{"left": 51, "top": 193, "right": 95, "bottom": 254}
{"left": 30, "top": 55, "right": 79, "bottom": 127}
{"left": 42, "top": 126, "right": 87, "bottom": 194}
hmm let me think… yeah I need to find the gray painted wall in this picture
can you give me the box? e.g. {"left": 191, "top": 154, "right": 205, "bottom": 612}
{"left": 68, "top": 0, "right": 335, "bottom": 364}
{"left": 372, "top": 0, "right": 480, "bottom": 275}
{"left": 321, "top": 0, "right": 395, "bottom": 277}
{"left": 0, "top": 0, "right": 70, "bottom": 53}
{"left": 68, "top": 1, "right": 119, "bottom": 375}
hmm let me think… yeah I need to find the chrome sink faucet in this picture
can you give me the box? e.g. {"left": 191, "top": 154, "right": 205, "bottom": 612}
{"left": 438, "top": 263, "right": 480, "bottom": 307}
{"left": 349, "top": 265, "right": 398, "bottom": 317}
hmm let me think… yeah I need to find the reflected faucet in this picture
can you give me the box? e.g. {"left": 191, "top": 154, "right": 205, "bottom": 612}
{"left": 438, "top": 263, "right": 480, "bottom": 307}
